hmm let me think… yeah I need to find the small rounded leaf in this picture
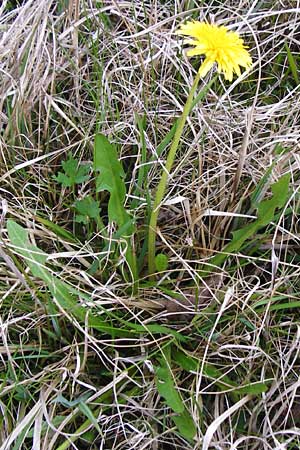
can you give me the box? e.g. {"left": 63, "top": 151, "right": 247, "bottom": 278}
{"left": 155, "top": 253, "right": 168, "bottom": 272}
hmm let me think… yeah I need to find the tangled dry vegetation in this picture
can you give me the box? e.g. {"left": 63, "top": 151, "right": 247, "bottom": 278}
{"left": 0, "top": 1, "right": 300, "bottom": 449}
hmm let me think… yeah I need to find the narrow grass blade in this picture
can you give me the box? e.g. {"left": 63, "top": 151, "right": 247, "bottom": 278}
{"left": 285, "top": 42, "right": 300, "bottom": 85}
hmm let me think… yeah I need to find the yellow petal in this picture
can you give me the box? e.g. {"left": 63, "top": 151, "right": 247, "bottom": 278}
{"left": 187, "top": 47, "right": 204, "bottom": 57}
{"left": 198, "top": 58, "right": 215, "bottom": 77}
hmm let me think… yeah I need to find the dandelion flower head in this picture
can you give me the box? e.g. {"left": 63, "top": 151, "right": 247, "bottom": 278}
{"left": 176, "top": 21, "right": 252, "bottom": 81}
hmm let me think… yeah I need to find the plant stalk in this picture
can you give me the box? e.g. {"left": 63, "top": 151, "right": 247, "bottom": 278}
{"left": 148, "top": 70, "right": 202, "bottom": 276}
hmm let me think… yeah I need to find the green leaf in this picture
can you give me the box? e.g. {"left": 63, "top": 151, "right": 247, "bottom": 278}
{"left": 7, "top": 220, "right": 48, "bottom": 280}
{"left": 78, "top": 402, "right": 101, "bottom": 434}
{"left": 257, "top": 173, "right": 290, "bottom": 221}
{"left": 285, "top": 42, "right": 300, "bottom": 85}
{"left": 155, "top": 253, "right": 169, "bottom": 272}
{"left": 6, "top": 220, "right": 131, "bottom": 338}
{"left": 94, "top": 134, "right": 133, "bottom": 232}
{"left": 113, "top": 320, "right": 186, "bottom": 342}
{"left": 79, "top": 430, "right": 96, "bottom": 444}
{"left": 172, "top": 349, "right": 198, "bottom": 372}
{"left": 208, "top": 174, "right": 290, "bottom": 270}
{"left": 54, "top": 154, "right": 90, "bottom": 187}
{"left": 155, "top": 359, "right": 184, "bottom": 414}
{"left": 54, "top": 393, "right": 91, "bottom": 408}
{"left": 74, "top": 196, "right": 101, "bottom": 224}
{"left": 238, "top": 317, "right": 256, "bottom": 331}
{"left": 34, "top": 216, "right": 77, "bottom": 242}
{"left": 172, "top": 349, "right": 268, "bottom": 400}
{"left": 93, "top": 134, "right": 137, "bottom": 282}
{"left": 232, "top": 382, "right": 268, "bottom": 395}
{"left": 6, "top": 220, "right": 183, "bottom": 341}
{"left": 254, "top": 296, "right": 300, "bottom": 313}
{"left": 173, "top": 409, "right": 196, "bottom": 442}
{"left": 173, "top": 349, "right": 238, "bottom": 398}
{"left": 250, "top": 160, "right": 277, "bottom": 211}
{"left": 53, "top": 394, "right": 101, "bottom": 433}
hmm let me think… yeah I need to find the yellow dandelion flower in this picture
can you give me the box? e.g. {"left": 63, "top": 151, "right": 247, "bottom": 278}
{"left": 176, "top": 21, "right": 252, "bottom": 81}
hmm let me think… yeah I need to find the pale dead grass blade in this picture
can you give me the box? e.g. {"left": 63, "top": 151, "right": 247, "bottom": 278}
{"left": 0, "top": 1, "right": 300, "bottom": 449}
{"left": 202, "top": 395, "right": 252, "bottom": 450}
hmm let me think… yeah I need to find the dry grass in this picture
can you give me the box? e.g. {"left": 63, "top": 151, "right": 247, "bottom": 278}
{"left": 0, "top": 0, "right": 300, "bottom": 449}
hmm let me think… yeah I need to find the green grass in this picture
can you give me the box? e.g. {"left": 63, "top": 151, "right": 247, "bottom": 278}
{"left": 0, "top": 1, "right": 300, "bottom": 449}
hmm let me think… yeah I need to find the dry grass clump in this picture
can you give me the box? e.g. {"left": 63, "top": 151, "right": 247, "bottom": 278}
{"left": 0, "top": 0, "right": 300, "bottom": 449}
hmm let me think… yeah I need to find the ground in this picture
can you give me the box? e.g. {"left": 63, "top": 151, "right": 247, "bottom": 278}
{"left": 0, "top": 1, "right": 300, "bottom": 449}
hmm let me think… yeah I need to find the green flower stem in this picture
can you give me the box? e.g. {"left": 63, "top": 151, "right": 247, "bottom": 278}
{"left": 148, "top": 70, "right": 202, "bottom": 276}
